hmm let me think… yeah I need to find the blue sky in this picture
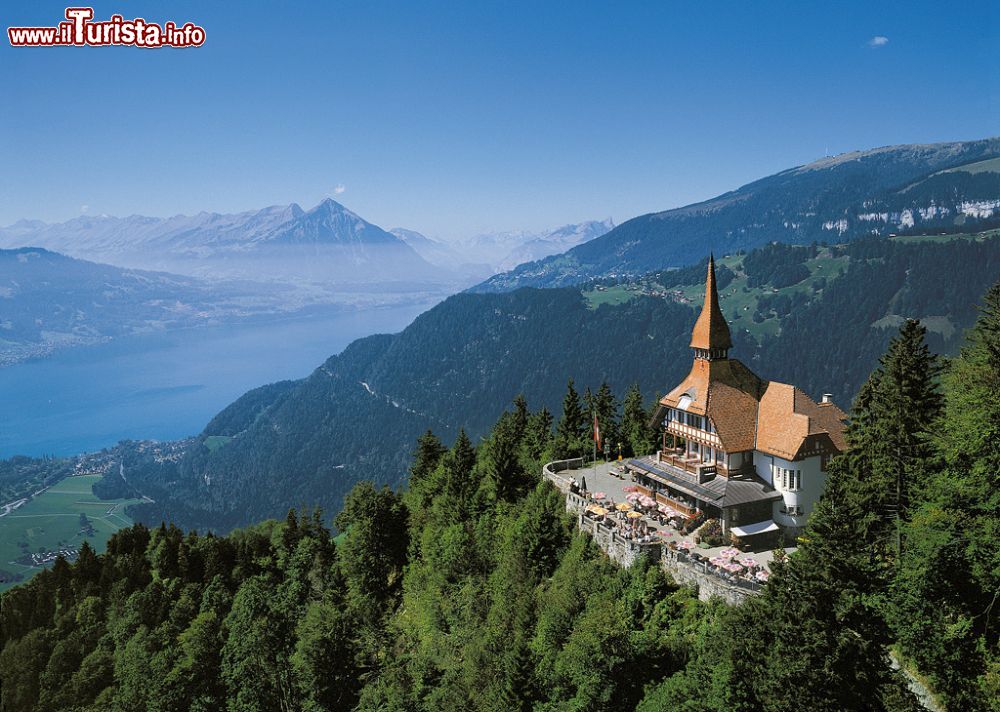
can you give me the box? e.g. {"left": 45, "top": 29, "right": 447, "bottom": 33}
{"left": 2, "top": 1, "right": 997, "bottom": 238}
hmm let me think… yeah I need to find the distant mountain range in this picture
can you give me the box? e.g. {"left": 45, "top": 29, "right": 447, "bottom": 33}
{"left": 90, "top": 230, "right": 1000, "bottom": 532}
{"left": 474, "top": 138, "right": 1000, "bottom": 291}
{"left": 0, "top": 199, "right": 440, "bottom": 286}
{"left": 0, "top": 199, "right": 616, "bottom": 292}
{"left": 0, "top": 201, "right": 616, "bottom": 364}
{"left": 390, "top": 219, "right": 615, "bottom": 278}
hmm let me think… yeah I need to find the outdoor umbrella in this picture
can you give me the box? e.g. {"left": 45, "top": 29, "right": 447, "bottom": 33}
{"left": 593, "top": 491, "right": 606, "bottom": 500}
{"left": 580, "top": 476, "right": 588, "bottom": 492}
{"left": 616, "top": 502, "right": 633, "bottom": 512}
{"left": 626, "top": 511, "right": 642, "bottom": 519}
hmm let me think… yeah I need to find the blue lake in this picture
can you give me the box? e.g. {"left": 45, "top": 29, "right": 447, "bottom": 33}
{"left": 0, "top": 302, "right": 434, "bottom": 458}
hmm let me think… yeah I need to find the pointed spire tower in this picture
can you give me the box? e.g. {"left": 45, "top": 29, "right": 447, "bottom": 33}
{"left": 690, "top": 254, "right": 732, "bottom": 361}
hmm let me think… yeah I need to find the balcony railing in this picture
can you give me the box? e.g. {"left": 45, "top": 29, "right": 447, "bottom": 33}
{"left": 657, "top": 449, "right": 717, "bottom": 477}
{"left": 665, "top": 421, "right": 721, "bottom": 446}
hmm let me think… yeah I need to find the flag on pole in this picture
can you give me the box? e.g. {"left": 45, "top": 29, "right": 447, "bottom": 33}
{"left": 593, "top": 412, "right": 602, "bottom": 450}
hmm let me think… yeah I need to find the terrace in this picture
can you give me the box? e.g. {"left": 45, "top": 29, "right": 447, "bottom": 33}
{"left": 545, "top": 459, "right": 794, "bottom": 597}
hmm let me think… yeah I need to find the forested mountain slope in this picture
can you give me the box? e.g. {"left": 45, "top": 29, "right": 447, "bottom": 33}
{"left": 88, "top": 233, "right": 1000, "bottom": 532}
{"left": 475, "top": 138, "right": 1000, "bottom": 291}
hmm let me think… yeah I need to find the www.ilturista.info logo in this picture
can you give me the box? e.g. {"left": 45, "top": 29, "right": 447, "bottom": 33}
{"left": 8, "top": 7, "right": 206, "bottom": 48}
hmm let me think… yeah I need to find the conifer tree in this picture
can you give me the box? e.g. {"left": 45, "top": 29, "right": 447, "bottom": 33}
{"left": 410, "top": 430, "right": 446, "bottom": 485}
{"left": 512, "top": 394, "right": 529, "bottom": 441}
{"left": 866, "top": 320, "right": 943, "bottom": 552}
{"left": 554, "top": 378, "right": 585, "bottom": 459}
{"left": 621, "top": 383, "right": 656, "bottom": 457}
{"left": 593, "top": 381, "right": 619, "bottom": 460}
{"left": 524, "top": 407, "right": 554, "bottom": 462}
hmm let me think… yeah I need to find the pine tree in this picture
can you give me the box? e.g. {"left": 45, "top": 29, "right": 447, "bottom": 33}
{"left": 524, "top": 407, "right": 553, "bottom": 462}
{"left": 621, "top": 383, "right": 656, "bottom": 457}
{"left": 484, "top": 412, "right": 530, "bottom": 502}
{"left": 512, "top": 394, "right": 529, "bottom": 442}
{"left": 554, "top": 379, "right": 585, "bottom": 459}
{"left": 409, "top": 430, "right": 446, "bottom": 487}
{"left": 593, "top": 382, "right": 619, "bottom": 460}
{"left": 873, "top": 319, "right": 943, "bottom": 552}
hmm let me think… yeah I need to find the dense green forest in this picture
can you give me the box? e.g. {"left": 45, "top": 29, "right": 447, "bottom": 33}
{"left": 2, "top": 281, "right": 997, "bottom": 711}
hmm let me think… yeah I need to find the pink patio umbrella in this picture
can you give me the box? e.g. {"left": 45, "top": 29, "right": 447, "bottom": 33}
{"left": 720, "top": 547, "right": 741, "bottom": 559}
{"left": 592, "top": 492, "right": 607, "bottom": 500}
{"left": 655, "top": 529, "right": 673, "bottom": 538}
{"left": 680, "top": 540, "right": 695, "bottom": 550}
{"left": 740, "top": 557, "right": 758, "bottom": 568}
{"left": 639, "top": 495, "right": 656, "bottom": 508}
{"left": 622, "top": 485, "right": 639, "bottom": 493}
{"left": 724, "top": 562, "right": 743, "bottom": 573}
{"left": 709, "top": 556, "right": 727, "bottom": 566}
{"left": 755, "top": 570, "right": 770, "bottom": 582}
{"left": 625, "top": 493, "right": 641, "bottom": 502}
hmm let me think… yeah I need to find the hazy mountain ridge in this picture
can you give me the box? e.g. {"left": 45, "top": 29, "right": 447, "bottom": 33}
{"left": 474, "top": 138, "right": 1000, "bottom": 291}
{"left": 0, "top": 199, "right": 441, "bottom": 285}
{"left": 390, "top": 219, "right": 614, "bottom": 278}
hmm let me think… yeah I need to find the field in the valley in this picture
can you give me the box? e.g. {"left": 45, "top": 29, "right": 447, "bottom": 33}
{"left": 0, "top": 474, "right": 143, "bottom": 591}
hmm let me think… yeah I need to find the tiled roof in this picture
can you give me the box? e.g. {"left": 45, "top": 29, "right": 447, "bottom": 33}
{"left": 755, "top": 384, "right": 849, "bottom": 459}
{"left": 660, "top": 358, "right": 764, "bottom": 452}
{"left": 690, "top": 256, "right": 733, "bottom": 351}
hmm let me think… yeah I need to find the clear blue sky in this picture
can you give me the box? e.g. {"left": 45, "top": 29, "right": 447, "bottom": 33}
{"left": 2, "top": 1, "right": 997, "bottom": 238}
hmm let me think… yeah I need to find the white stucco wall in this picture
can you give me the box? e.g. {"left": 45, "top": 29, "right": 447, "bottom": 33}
{"left": 752, "top": 451, "right": 826, "bottom": 530}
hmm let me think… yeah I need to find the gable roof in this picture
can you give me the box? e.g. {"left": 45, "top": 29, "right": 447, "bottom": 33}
{"left": 661, "top": 357, "right": 763, "bottom": 452}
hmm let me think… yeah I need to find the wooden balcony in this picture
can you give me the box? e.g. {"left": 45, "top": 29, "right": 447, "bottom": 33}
{"left": 665, "top": 420, "right": 721, "bottom": 447}
{"left": 657, "top": 449, "right": 717, "bottom": 478}
{"left": 656, "top": 492, "right": 697, "bottom": 517}
{"left": 634, "top": 484, "right": 698, "bottom": 518}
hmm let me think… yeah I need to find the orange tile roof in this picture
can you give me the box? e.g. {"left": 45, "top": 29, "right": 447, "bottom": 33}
{"left": 660, "top": 358, "right": 764, "bottom": 452}
{"left": 690, "top": 255, "right": 733, "bottom": 351}
{"left": 660, "top": 363, "right": 847, "bottom": 460}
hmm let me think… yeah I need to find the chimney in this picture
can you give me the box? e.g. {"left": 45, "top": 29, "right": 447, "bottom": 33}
{"left": 821, "top": 393, "right": 833, "bottom": 404}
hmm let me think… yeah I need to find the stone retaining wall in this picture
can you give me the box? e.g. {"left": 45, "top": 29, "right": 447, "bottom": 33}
{"left": 661, "top": 549, "right": 761, "bottom": 604}
{"left": 543, "top": 460, "right": 763, "bottom": 604}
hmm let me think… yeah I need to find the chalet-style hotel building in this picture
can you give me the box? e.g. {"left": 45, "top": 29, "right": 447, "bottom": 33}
{"left": 629, "top": 257, "right": 848, "bottom": 542}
